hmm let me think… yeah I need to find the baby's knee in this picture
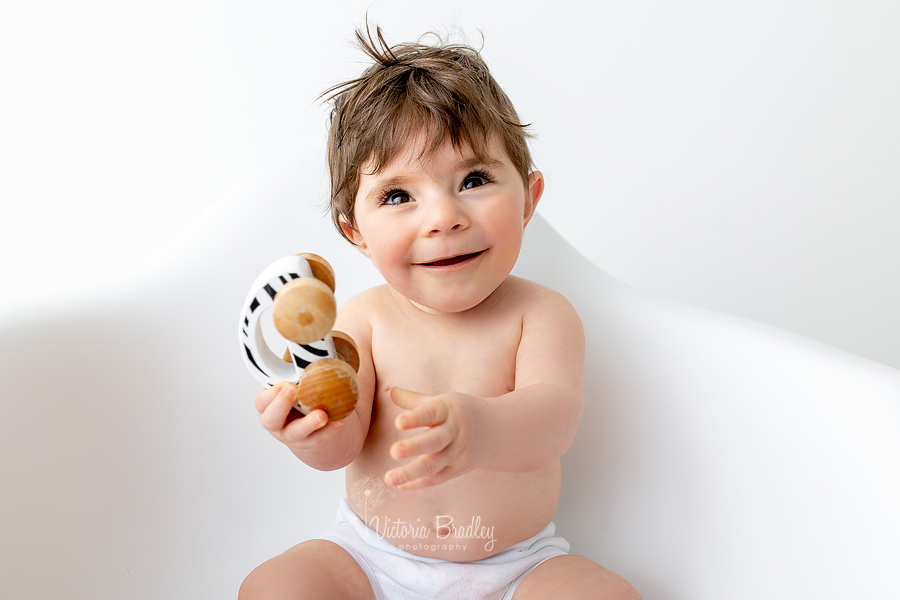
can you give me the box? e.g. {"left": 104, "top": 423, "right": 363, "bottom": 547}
{"left": 568, "top": 559, "right": 642, "bottom": 600}
{"left": 515, "top": 554, "right": 642, "bottom": 600}
{"left": 239, "top": 540, "right": 373, "bottom": 600}
{"left": 594, "top": 573, "right": 643, "bottom": 600}
{"left": 238, "top": 559, "right": 293, "bottom": 600}
{"left": 564, "top": 557, "right": 642, "bottom": 600}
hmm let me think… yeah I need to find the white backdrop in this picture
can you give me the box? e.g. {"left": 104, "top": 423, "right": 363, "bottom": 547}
{"left": 2, "top": 0, "right": 898, "bottom": 369}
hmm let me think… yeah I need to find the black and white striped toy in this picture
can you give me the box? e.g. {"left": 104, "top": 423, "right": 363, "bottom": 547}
{"left": 238, "top": 253, "right": 359, "bottom": 421}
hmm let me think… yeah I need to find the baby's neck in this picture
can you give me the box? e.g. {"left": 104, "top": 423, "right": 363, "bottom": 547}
{"left": 406, "top": 297, "right": 445, "bottom": 315}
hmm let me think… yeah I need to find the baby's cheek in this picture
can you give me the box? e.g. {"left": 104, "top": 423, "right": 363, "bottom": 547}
{"left": 367, "top": 243, "right": 401, "bottom": 277}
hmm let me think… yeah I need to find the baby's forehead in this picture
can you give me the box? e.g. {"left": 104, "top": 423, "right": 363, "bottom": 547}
{"left": 361, "top": 129, "right": 505, "bottom": 177}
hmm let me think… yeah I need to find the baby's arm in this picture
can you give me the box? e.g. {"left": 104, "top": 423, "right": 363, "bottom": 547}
{"left": 385, "top": 288, "right": 585, "bottom": 489}
{"left": 255, "top": 292, "right": 376, "bottom": 471}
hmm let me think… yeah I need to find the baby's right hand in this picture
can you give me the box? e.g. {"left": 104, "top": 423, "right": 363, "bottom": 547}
{"left": 255, "top": 381, "right": 344, "bottom": 451}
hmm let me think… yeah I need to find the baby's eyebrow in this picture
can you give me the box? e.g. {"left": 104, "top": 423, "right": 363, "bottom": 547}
{"left": 453, "top": 156, "right": 505, "bottom": 172}
{"left": 364, "top": 175, "right": 409, "bottom": 203}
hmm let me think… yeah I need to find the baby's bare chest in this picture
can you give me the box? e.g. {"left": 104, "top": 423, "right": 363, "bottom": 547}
{"left": 370, "top": 312, "right": 522, "bottom": 399}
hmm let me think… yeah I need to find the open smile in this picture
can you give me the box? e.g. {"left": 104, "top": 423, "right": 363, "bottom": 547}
{"left": 417, "top": 250, "right": 487, "bottom": 268}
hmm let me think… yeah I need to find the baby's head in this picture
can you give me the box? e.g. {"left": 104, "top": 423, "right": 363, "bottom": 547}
{"left": 322, "top": 25, "right": 535, "bottom": 243}
{"left": 321, "top": 25, "right": 543, "bottom": 313}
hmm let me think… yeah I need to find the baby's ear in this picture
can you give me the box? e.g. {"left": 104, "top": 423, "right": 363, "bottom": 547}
{"left": 339, "top": 216, "right": 370, "bottom": 256}
{"left": 523, "top": 171, "right": 545, "bottom": 227}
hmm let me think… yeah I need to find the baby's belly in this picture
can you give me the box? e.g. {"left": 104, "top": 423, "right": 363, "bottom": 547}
{"left": 345, "top": 459, "right": 561, "bottom": 562}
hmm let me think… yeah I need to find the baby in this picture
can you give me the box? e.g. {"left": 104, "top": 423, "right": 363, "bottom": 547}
{"left": 240, "top": 25, "right": 641, "bottom": 600}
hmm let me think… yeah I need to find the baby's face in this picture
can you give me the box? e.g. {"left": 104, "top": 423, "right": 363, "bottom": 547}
{"left": 343, "top": 132, "right": 543, "bottom": 314}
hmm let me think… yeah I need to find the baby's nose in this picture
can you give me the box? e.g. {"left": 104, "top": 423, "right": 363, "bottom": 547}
{"left": 423, "top": 197, "right": 469, "bottom": 235}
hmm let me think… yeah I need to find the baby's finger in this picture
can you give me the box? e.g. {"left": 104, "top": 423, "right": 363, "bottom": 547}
{"left": 281, "top": 409, "right": 340, "bottom": 445}
{"left": 393, "top": 469, "right": 455, "bottom": 491}
{"left": 389, "top": 387, "right": 431, "bottom": 410}
{"left": 390, "top": 426, "right": 451, "bottom": 460}
{"left": 254, "top": 384, "right": 283, "bottom": 413}
{"left": 385, "top": 453, "right": 447, "bottom": 488}
{"left": 395, "top": 398, "right": 448, "bottom": 430}
{"left": 258, "top": 383, "right": 298, "bottom": 432}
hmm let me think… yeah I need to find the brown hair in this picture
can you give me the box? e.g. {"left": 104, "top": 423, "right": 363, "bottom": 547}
{"left": 320, "top": 24, "right": 535, "bottom": 243}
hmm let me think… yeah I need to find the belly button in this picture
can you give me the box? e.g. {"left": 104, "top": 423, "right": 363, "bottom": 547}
{"left": 437, "top": 525, "right": 451, "bottom": 537}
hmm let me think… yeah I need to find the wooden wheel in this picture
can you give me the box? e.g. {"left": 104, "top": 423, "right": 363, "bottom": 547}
{"left": 298, "top": 252, "right": 336, "bottom": 293}
{"left": 294, "top": 358, "right": 359, "bottom": 422}
{"left": 330, "top": 330, "right": 360, "bottom": 373}
{"left": 272, "top": 277, "right": 336, "bottom": 344}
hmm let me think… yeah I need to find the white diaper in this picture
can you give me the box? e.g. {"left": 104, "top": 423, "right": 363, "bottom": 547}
{"left": 320, "top": 498, "right": 570, "bottom": 600}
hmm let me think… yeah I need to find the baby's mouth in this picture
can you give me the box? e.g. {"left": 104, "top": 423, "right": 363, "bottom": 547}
{"left": 418, "top": 250, "right": 486, "bottom": 267}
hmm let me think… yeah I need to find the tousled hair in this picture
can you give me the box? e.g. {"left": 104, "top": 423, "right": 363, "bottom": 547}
{"left": 320, "top": 24, "right": 535, "bottom": 243}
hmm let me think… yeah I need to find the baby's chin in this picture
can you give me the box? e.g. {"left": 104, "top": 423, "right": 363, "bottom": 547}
{"left": 408, "top": 298, "right": 480, "bottom": 315}
{"left": 402, "top": 287, "right": 498, "bottom": 315}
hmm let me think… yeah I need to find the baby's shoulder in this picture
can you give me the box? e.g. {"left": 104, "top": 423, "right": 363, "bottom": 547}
{"left": 503, "top": 276, "right": 576, "bottom": 310}
{"left": 502, "top": 276, "right": 582, "bottom": 329}
{"left": 333, "top": 285, "right": 387, "bottom": 341}
{"left": 339, "top": 284, "right": 392, "bottom": 313}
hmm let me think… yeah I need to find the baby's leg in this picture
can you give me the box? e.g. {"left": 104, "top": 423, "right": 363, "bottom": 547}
{"left": 239, "top": 539, "right": 375, "bottom": 600}
{"left": 512, "top": 555, "right": 642, "bottom": 600}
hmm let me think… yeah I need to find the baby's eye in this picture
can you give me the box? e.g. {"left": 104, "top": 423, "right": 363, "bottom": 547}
{"left": 461, "top": 172, "right": 491, "bottom": 191}
{"left": 380, "top": 189, "right": 412, "bottom": 206}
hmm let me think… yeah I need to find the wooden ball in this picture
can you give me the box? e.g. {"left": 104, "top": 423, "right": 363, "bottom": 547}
{"left": 330, "top": 330, "right": 360, "bottom": 373}
{"left": 294, "top": 358, "right": 359, "bottom": 422}
{"left": 297, "top": 252, "right": 336, "bottom": 292}
{"left": 273, "top": 277, "right": 335, "bottom": 344}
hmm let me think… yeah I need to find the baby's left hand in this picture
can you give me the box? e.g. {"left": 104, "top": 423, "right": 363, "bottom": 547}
{"left": 385, "top": 387, "right": 492, "bottom": 490}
